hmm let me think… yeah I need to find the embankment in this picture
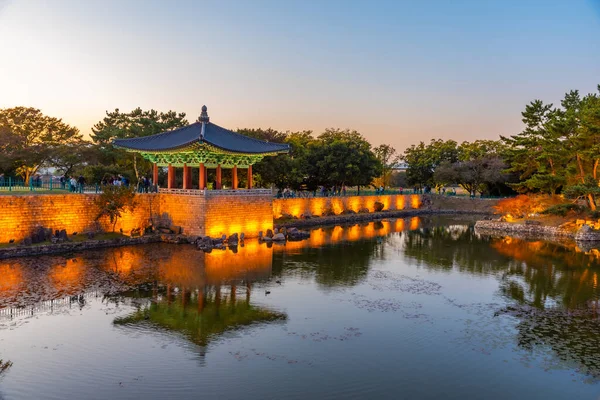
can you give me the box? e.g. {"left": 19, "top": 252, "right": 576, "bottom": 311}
{"left": 475, "top": 220, "right": 600, "bottom": 242}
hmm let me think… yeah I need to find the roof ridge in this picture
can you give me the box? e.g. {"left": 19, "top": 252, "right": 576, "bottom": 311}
{"left": 207, "top": 122, "right": 290, "bottom": 148}
{"left": 114, "top": 122, "right": 201, "bottom": 143}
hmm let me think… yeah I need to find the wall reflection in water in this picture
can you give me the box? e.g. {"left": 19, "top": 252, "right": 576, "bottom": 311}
{"left": 0, "top": 243, "right": 283, "bottom": 346}
{"left": 5, "top": 217, "right": 600, "bottom": 379}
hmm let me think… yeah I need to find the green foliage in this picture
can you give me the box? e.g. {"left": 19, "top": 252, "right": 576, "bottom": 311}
{"left": 237, "top": 128, "right": 313, "bottom": 190}
{"left": 306, "top": 128, "right": 382, "bottom": 189}
{"left": 235, "top": 128, "right": 381, "bottom": 190}
{"left": 0, "top": 107, "right": 82, "bottom": 181}
{"left": 434, "top": 140, "right": 509, "bottom": 195}
{"left": 502, "top": 84, "right": 600, "bottom": 210}
{"left": 403, "top": 139, "right": 458, "bottom": 188}
{"left": 373, "top": 144, "right": 400, "bottom": 187}
{"left": 82, "top": 164, "right": 132, "bottom": 185}
{"left": 541, "top": 203, "right": 585, "bottom": 217}
{"left": 90, "top": 108, "right": 188, "bottom": 181}
{"left": 94, "top": 185, "right": 138, "bottom": 232}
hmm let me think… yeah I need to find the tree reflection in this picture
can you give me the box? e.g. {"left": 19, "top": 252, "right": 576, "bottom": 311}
{"left": 114, "top": 284, "right": 286, "bottom": 348}
{"left": 401, "top": 224, "right": 509, "bottom": 274}
{"left": 404, "top": 224, "right": 600, "bottom": 379}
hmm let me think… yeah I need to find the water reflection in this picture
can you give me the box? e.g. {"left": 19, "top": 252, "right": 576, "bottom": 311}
{"left": 0, "top": 243, "right": 284, "bottom": 350}
{"left": 271, "top": 219, "right": 423, "bottom": 287}
{"left": 4, "top": 218, "right": 600, "bottom": 394}
{"left": 404, "top": 225, "right": 600, "bottom": 379}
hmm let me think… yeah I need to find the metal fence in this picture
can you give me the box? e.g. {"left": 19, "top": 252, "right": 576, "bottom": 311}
{"left": 0, "top": 177, "right": 102, "bottom": 193}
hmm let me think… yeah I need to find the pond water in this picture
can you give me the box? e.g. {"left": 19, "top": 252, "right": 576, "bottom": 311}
{"left": 1, "top": 216, "right": 600, "bottom": 399}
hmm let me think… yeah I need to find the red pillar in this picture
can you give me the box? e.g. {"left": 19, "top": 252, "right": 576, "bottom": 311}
{"left": 183, "top": 164, "right": 190, "bottom": 189}
{"left": 199, "top": 163, "right": 206, "bottom": 189}
{"left": 152, "top": 164, "right": 158, "bottom": 186}
{"left": 216, "top": 164, "right": 222, "bottom": 189}
{"left": 247, "top": 165, "right": 253, "bottom": 189}
{"left": 232, "top": 166, "right": 238, "bottom": 190}
{"left": 167, "top": 164, "right": 174, "bottom": 189}
{"left": 187, "top": 166, "right": 192, "bottom": 188}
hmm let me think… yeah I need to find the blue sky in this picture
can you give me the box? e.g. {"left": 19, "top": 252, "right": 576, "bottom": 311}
{"left": 0, "top": 0, "right": 598, "bottom": 150}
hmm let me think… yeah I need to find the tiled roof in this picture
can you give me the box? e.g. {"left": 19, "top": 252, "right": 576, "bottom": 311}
{"left": 113, "top": 122, "right": 290, "bottom": 154}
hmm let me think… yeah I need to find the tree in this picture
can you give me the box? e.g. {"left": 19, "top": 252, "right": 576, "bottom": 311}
{"left": 501, "top": 99, "right": 565, "bottom": 195}
{"left": 49, "top": 140, "right": 97, "bottom": 178}
{"left": 402, "top": 139, "right": 458, "bottom": 188}
{"left": 0, "top": 107, "right": 82, "bottom": 182}
{"left": 235, "top": 128, "right": 314, "bottom": 190}
{"left": 502, "top": 85, "right": 600, "bottom": 209}
{"left": 94, "top": 185, "right": 138, "bottom": 232}
{"left": 306, "top": 128, "right": 382, "bottom": 190}
{"left": 90, "top": 108, "right": 188, "bottom": 181}
{"left": 373, "top": 144, "right": 400, "bottom": 187}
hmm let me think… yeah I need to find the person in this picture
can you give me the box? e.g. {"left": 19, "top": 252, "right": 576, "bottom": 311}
{"left": 342, "top": 185, "right": 346, "bottom": 196}
{"left": 144, "top": 176, "right": 150, "bottom": 193}
{"left": 77, "top": 175, "right": 85, "bottom": 193}
{"left": 60, "top": 175, "right": 66, "bottom": 189}
{"left": 69, "top": 176, "right": 77, "bottom": 192}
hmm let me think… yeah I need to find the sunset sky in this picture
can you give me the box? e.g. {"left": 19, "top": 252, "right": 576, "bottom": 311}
{"left": 0, "top": 0, "right": 599, "bottom": 151}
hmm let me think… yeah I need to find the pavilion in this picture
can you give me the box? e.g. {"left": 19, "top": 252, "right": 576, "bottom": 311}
{"left": 113, "top": 106, "right": 290, "bottom": 190}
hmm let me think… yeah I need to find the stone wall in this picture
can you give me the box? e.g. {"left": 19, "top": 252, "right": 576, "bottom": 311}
{"left": 272, "top": 194, "right": 422, "bottom": 219}
{"left": 0, "top": 194, "right": 157, "bottom": 243}
{"left": 204, "top": 193, "right": 273, "bottom": 238}
{"left": 0, "top": 192, "right": 500, "bottom": 245}
{"left": 158, "top": 193, "right": 206, "bottom": 236}
{"left": 0, "top": 191, "right": 273, "bottom": 244}
{"left": 474, "top": 220, "right": 575, "bottom": 239}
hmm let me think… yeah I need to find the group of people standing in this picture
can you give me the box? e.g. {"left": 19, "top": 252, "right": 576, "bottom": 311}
{"left": 100, "top": 175, "right": 129, "bottom": 187}
{"left": 60, "top": 176, "right": 86, "bottom": 193}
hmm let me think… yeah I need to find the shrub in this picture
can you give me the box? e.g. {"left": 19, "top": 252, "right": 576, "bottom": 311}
{"left": 541, "top": 203, "right": 585, "bottom": 217}
{"left": 94, "top": 185, "right": 138, "bottom": 232}
{"left": 494, "top": 195, "right": 564, "bottom": 218}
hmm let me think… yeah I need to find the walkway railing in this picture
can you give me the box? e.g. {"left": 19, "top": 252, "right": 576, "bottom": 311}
{"left": 0, "top": 177, "right": 102, "bottom": 193}
{"left": 158, "top": 188, "right": 273, "bottom": 196}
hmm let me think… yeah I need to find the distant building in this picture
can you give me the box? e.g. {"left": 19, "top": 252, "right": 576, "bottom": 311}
{"left": 392, "top": 162, "right": 409, "bottom": 172}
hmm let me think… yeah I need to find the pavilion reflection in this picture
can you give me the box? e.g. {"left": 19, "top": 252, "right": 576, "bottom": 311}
{"left": 0, "top": 243, "right": 278, "bottom": 325}
{"left": 110, "top": 243, "right": 284, "bottom": 348}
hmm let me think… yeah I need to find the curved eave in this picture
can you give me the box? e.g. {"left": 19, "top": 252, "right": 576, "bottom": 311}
{"left": 114, "top": 140, "right": 290, "bottom": 157}
{"left": 203, "top": 141, "right": 290, "bottom": 156}
{"left": 113, "top": 139, "right": 202, "bottom": 153}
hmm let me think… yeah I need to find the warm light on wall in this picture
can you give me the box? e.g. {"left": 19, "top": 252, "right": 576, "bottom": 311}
{"left": 312, "top": 198, "right": 326, "bottom": 216}
{"left": 379, "top": 195, "right": 391, "bottom": 210}
{"left": 347, "top": 197, "right": 362, "bottom": 212}
{"left": 331, "top": 198, "right": 344, "bottom": 215}
{"left": 410, "top": 195, "right": 421, "bottom": 209}
{"left": 272, "top": 194, "right": 423, "bottom": 220}
{"left": 395, "top": 196, "right": 406, "bottom": 210}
